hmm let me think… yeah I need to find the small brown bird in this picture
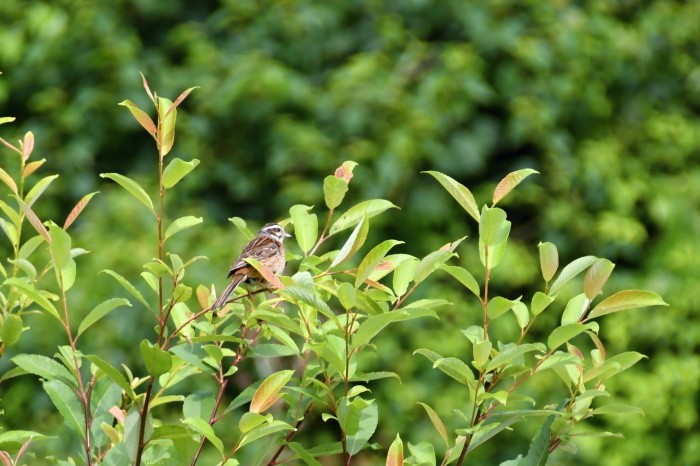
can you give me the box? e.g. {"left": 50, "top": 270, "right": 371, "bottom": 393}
{"left": 212, "top": 223, "right": 292, "bottom": 310}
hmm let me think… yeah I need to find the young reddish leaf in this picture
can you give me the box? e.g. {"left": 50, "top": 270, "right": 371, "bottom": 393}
{"left": 21, "top": 131, "right": 35, "bottom": 161}
{"left": 493, "top": 169, "right": 539, "bottom": 206}
{"left": 586, "top": 330, "right": 607, "bottom": 362}
{"left": 17, "top": 198, "right": 50, "bottom": 242}
{"left": 583, "top": 259, "right": 615, "bottom": 300}
{"left": 243, "top": 258, "right": 285, "bottom": 290}
{"left": 118, "top": 100, "right": 156, "bottom": 137}
{"left": 334, "top": 161, "right": 358, "bottom": 182}
{"left": 0, "top": 451, "right": 10, "bottom": 466}
{"left": 109, "top": 405, "right": 126, "bottom": 423}
{"left": 0, "top": 136, "right": 21, "bottom": 155}
{"left": 22, "top": 158, "right": 46, "bottom": 177}
{"left": 386, "top": 434, "right": 404, "bottom": 466}
{"left": 140, "top": 72, "right": 155, "bottom": 102}
{"left": 249, "top": 370, "right": 295, "bottom": 413}
{"left": 165, "top": 86, "right": 199, "bottom": 117}
{"left": 0, "top": 166, "right": 18, "bottom": 193}
{"left": 63, "top": 192, "right": 98, "bottom": 229}
{"left": 16, "top": 436, "right": 33, "bottom": 464}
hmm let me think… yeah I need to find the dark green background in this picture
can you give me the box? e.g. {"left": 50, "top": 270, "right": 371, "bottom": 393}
{"left": 1, "top": 0, "right": 698, "bottom": 464}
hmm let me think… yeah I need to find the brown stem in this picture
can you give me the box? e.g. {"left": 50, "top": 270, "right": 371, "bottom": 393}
{"left": 267, "top": 403, "right": 314, "bottom": 465}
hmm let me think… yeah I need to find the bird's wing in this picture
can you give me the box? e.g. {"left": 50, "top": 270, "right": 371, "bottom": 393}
{"left": 227, "top": 236, "right": 282, "bottom": 277}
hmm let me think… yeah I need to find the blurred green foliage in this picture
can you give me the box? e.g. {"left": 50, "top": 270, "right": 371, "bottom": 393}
{"left": 1, "top": 0, "right": 699, "bottom": 464}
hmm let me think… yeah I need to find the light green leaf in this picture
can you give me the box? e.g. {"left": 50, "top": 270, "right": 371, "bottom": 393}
{"left": 100, "top": 173, "right": 154, "bottom": 212}
{"left": 414, "top": 250, "right": 455, "bottom": 284}
{"left": 43, "top": 380, "right": 86, "bottom": 439}
{"left": 329, "top": 199, "right": 397, "bottom": 235}
{"left": 0, "top": 218, "right": 18, "bottom": 245}
{"left": 492, "top": 169, "right": 539, "bottom": 205}
{"left": 238, "top": 420, "right": 295, "bottom": 449}
{"left": 418, "top": 402, "right": 448, "bottom": 448}
{"left": 355, "top": 240, "right": 403, "bottom": 288}
{"left": 290, "top": 205, "right": 318, "bottom": 253}
{"left": 164, "top": 216, "right": 203, "bottom": 242}
{"left": 548, "top": 324, "right": 589, "bottom": 350}
{"left": 423, "top": 171, "right": 480, "bottom": 222}
{"left": 101, "top": 269, "right": 151, "bottom": 309}
{"left": 139, "top": 340, "right": 172, "bottom": 377}
{"left": 584, "top": 258, "right": 615, "bottom": 300}
{"left": 473, "top": 340, "right": 492, "bottom": 369}
{"left": 330, "top": 215, "right": 369, "bottom": 268}
{"left": 548, "top": 256, "right": 598, "bottom": 296}
{"left": 485, "top": 343, "right": 545, "bottom": 372}
{"left": 337, "top": 282, "right": 357, "bottom": 309}
{"left": 487, "top": 296, "right": 516, "bottom": 320}
{"left": 561, "top": 293, "right": 589, "bottom": 325}
{"left": 432, "top": 357, "right": 475, "bottom": 386}
{"left": 346, "top": 400, "right": 378, "bottom": 455}
{"left": 511, "top": 302, "right": 529, "bottom": 329}
{"left": 3, "top": 277, "right": 61, "bottom": 322}
{"left": 531, "top": 292, "right": 554, "bottom": 316}
{"left": 250, "top": 370, "right": 295, "bottom": 413}
{"left": 162, "top": 158, "right": 200, "bottom": 189}
{"left": 25, "top": 175, "right": 59, "bottom": 207}
{"left": 1, "top": 314, "right": 23, "bottom": 346}
{"left": 157, "top": 97, "right": 177, "bottom": 157}
{"left": 538, "top": 242, "right": 558, "bottom": 283}
{"left": 587, "top": 290, "right": 668, "bottom": 319}
{"left": 85, "top": 355, "right": 137, "bottom": 400}
{"left": 393, "top": 256, "right": 419, "bottom": 297}
{"left": 323, "top": 176, "right": 349, "bottom": 210}
{"left": 352, "top": 310, "right": 435, "bottom": 350}
{"left": 48, "top": 223, "right": 72, "bottom": 270}
{"left": 592, "top": 405, "right": 644, "bottom": 416}
{"left": 440, "top": 265, "right": 480, "bottom": 298}
{"left": 183, "top": 417, "right": 223, "bottom": 455}
{"left": 18, "top": 235, "right": 45, "bottom": 259}
{"left": 479, "top": 207, "right": 509, "bottom": 246}
{"left": 239, "top": 412, "right": 268, "bottom": 434}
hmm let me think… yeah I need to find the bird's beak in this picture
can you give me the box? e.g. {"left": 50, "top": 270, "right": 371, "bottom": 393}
{"left": 285, "top": 232, "right": 293, "bottom": 238}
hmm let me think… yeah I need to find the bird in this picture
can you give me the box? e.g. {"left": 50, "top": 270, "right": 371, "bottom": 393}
{"left": 212, "top": 222, "right": 292, "bottom": 310}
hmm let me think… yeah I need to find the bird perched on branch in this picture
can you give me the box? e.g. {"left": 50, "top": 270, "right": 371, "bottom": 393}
{"left": 212, "top": 223, "right": 292, "bottom": 310}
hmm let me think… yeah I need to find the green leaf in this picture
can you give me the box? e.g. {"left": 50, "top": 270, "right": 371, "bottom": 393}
{"left": 538, "top": 242, "right": 558, "bottom": 283}
{"left": 352, "top": 310, "right": 435, "bottom": 350}
{"left": 467, "top": 416, "right": 524, "bottom": 454}
{"left": 118, "top": 100, "right": 156, "bottom": 136}
{"left": 330, "top": 215, "right": 369, "bottom": 268}
{"left": 139, "top": 340, "right": 172, "bottom": 377}
{"left": 479, "top": 207, "right": 509, "bottom": 246}
{"left": 584, "top": 258, "right": 615, "bottom": 300}
{"left": 487, "top": 296, "right": 516, "bottom": 320}
{"left": 392, "top": 256, "right": 419, "bottom": 297}
{"left": 282, "top": 286, "right": 336, "bottom": 322}
{"left": 287, "top": 442, "right": 324, "bottom": 466}
{"left": 162, "top": 158, "right": 200, "bottom": 189}
{"left": 25, "top": 175, "right": 58, "bottom": 207}
{"left": 101, "top": 269, "right": 151, "bottom": 309}
{"left": 355, "top": 240, "right": 403, "bottom": 288}
{"left": 511, "top": 302, "right": 529, "bottom": 329}
{"left": 239, "top": 412, "right": 268, "bottom": 434}
{"left": 337, "top": 282, "right": 357, "bottom": 309}
{"left": 329, "top": 199, "right": 397, "bottom": 235}
{"left": 548, "top": 256, "right": 598, "bottom": 296}
{"left": 473, "top": 340, "right": 492, "bottom": 370}
{"left": 592, "top": 405, "right": 644, "bottom": 416}
{"left": 0, "top": 165, "right": 17, "bottom": 193}
{"left": 519, "top": 404, "right": 564, "bottom": 466}
{"left": 0, "top": 218, "right": 18, "bottom": 245}
{"left": 323, "top": 176, "right": 349, "bottom": 210}
{"left": 43, "top": 380, "right": 86, "bottom": 439}
{"left": 85, "top": 355, "right": 137, "bottom": 400}
{"left": 1, "top": 314, "right": 23, "bottom": 346}
{"left": 531, "top": 292, "right": 554, "bottom": 316}
{"left": 492, "top": 169, "right": 539, "bottom": 205}
{"left": 183, "top": 391, "right": 215, "bottom": 420}
{"left": 48, "top": 223, "right": 72, "bottom": 270}
{"left": 238, "top": 420, "right": 295, "bottom": 449}
{"left": 3, "top": 277, "right": 60, "bottom": 321}
{"left": 423, "top": 171, "right": 480, "bottom": 222}
{"left": 440, "top": 265, "right": 480, "bottom": 298}
{"left": 386, "top": 434, "right": 404, "bottom": 466}
{"left": 100, "top": 173, "right": 154, "bottom": 212}
{"left": 414, "top": 250, "right": 455, "bottom": 284}
{"left": 0, "top": 430, "right": 48, "bottom": 445}
{"left": 164, "top": 216, "right": 203, "bottom": 242}
{"left": 548, "top": 324, "right": 589, "bottom": 350}
{"left": 417, "top": 403, "right": 448, "bottom": 448}
{"left": 290, "top": 205, "right": 318, "bottom": 253}
{"left": 182, "top": 417, "right": 223, "bottom": 455}
{"left": 587, "top": 290, "right": 668, "bottom": 319}
{"left": 157, "top": 96, "right": 177, "bottom": 157}
{"left": 432, "top": 357, "right": 475, "bottom": 386}
{"left": 346, "top": 400, "right": 378, "bottom": 455}
{"left": 485, "top": 343, "right": 545, "bottom": 372}
{"left": 18, "top": 235, "right": 45, "bottom": 260}
{"left": 561, "top": 293, "right": 589, "bottom": 325}
{"left": 250, "top": 370, "right": 295, "bottom": 413}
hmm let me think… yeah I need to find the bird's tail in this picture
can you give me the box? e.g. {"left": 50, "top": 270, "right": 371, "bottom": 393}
{"left": 212, "top": 274, "right": 246, "bottom": 310}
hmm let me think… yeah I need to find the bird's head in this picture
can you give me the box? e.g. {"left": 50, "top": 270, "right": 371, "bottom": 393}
{"left": 260, "top": 223, "right": 292, "bottom": 242}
